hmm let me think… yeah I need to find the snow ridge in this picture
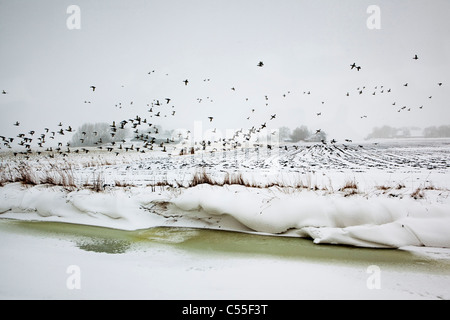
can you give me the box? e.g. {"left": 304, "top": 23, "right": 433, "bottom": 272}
{"left": 1, "top": 182, "right": 449, "bottom": 249}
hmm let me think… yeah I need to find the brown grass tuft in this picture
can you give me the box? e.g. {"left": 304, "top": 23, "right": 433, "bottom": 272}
{"left": 339, "top": 179, "right": 358, "bottom": 191}
{"left": 411, "top": 187, "right": 424, "bottom": 199}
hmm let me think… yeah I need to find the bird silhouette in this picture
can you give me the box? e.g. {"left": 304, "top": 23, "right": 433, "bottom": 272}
{"left": 2, "top": 90, "right": 7, "bottom": 94}
{"left": 90, "top": 86, "right": 96, "bottom": 91}
{"left": 208, "top": 117, "right": 213, "bottom": 122}
{"left": 257, "top": 61, "right": 264, "bottom": 67}
{"left": 183, "top": 79, "right": 189, "bottom": 86}
{"left": 413, "top": 54, "right": 418, "bottom": 60}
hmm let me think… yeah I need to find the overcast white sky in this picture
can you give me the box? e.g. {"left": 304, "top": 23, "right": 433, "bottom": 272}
{"left": 1, "top": 0, "right": 449, "bottom": 142}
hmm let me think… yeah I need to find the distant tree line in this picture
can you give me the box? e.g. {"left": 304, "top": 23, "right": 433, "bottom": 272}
{"left": 366, "top": 125, "right": 450, "bottom": 140}
{"left": 70, "top": 123, "right": 129, "bottom": 147}
{"left": 423, "top": 125, "right": 450, "bottom": 138}
{"left": 366, "top": 125, "right": 411, "bottom": 139}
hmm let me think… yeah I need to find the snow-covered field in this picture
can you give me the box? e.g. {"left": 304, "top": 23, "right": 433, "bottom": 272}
{"left": 1, "top": 138, "right": 450, "bottom": 299}
{"left": 1, "top": 138, "right": 449, "bottom": 247}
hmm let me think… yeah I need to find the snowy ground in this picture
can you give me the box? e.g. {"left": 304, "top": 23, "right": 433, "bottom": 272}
{"left": 1, "top": 138, "right": 450, "bottom": 299}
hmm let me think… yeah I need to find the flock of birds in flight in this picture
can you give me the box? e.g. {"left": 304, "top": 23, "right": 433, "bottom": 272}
{"left": 0, "top": 55, "right": 445, "bottom": 159}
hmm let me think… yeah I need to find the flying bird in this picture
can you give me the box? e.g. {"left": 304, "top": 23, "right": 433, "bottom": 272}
{"left": 90, "top": 86, "right": 96, "bottom": 91}
{"left": 257, "top": 61, "right": 264, "bottom": 67}
{"left": 413, "top": 54, "right": 418, "bottom": 60}
{"left": 2, "top": 90, "right": 7, "bottom": 94}
{"left": 208, "top": 117, "right": 213, "bottom": 122}
{"left": 183, "top": 79, "right": 189, "bottom": 86}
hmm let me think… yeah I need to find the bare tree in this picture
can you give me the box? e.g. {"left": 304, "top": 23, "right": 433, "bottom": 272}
{"left": 290, "top": 125, "right": 311, "bottom": 142}
{"left": 278, "top": 126, "right": 291, "bottom": 142}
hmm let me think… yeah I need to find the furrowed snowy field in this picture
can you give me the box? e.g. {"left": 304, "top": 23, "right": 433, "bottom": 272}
{"left": 1, "top": 138, "right": 450, "bottom": 299}
{"left": 1, "top": 138, "right": 450, "bottom": 248}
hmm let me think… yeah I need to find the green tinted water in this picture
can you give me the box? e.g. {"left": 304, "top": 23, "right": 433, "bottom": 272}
{"left": 1, "top": 219, "right": 449, "bottom": 274}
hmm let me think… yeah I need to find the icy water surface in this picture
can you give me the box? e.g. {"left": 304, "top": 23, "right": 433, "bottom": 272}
{"left": 1, "top": 219, "right": 449, "bottom": 275}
